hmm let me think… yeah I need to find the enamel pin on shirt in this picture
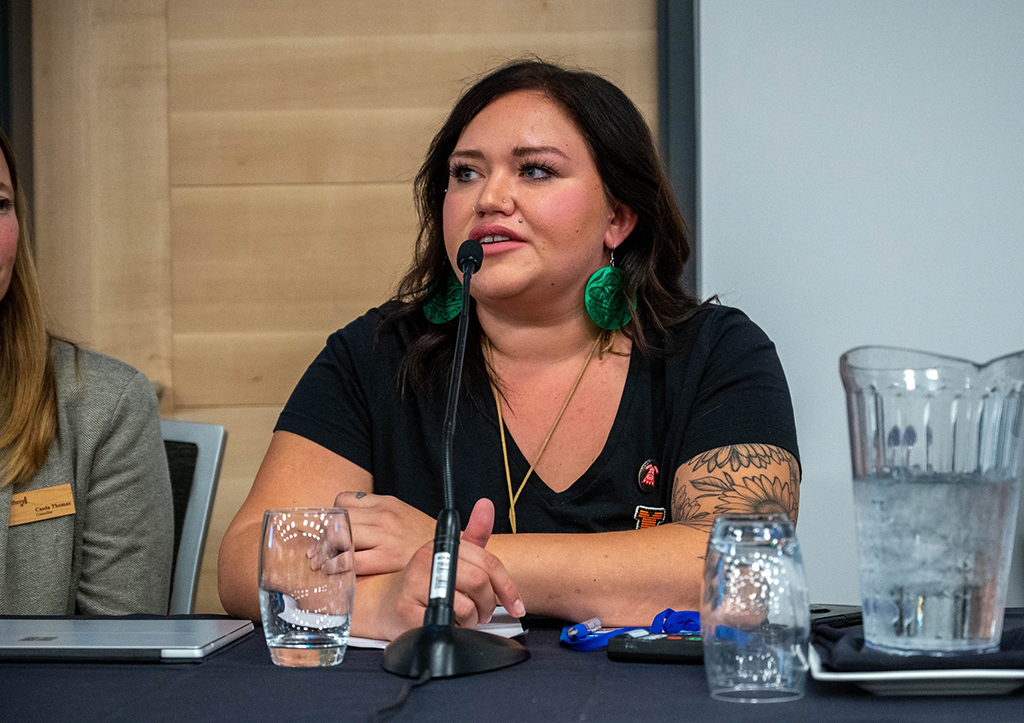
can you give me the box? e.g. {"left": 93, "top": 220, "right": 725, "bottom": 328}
{"left": 637, "top": 459, "right": 658, "bottom": 492}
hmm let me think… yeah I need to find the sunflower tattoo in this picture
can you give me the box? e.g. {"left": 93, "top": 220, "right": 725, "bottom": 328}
{"left": 673, "top": 485, "right": 712, "bottom": 528}
{"left": 689, "top": 443, "right": 787, "bottom": 474}
{"left": 672, "top": 445, "right": 799, "bottom": 529}
{"left": 713, "top": 473, "right": 798, "bottom": 517}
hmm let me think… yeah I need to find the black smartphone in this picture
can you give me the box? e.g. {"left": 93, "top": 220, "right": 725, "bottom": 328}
{"left": 606, "top": 629, "right": 703, "bottom": 663}
{"left": 809, "top": 604, "right": 862, "bottom": 629}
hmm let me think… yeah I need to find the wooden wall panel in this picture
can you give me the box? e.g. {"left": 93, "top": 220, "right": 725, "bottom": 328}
{"left": 171, "top": 183, "right": 417, "bottom": 405}
{"left": 31, "top": 1, "right": 94, "bottom": 340}
{"left": 173, "top": 332, "right": 325, "bottom": 407}
{"left": 170, "top": 102, "right": 657, "bottom": 188}
{"left": 169, "top": 109, "right": 438, "bottom": 186}
{"left": 171, "top": 184, "right": 417, "bottom": 333}
{"left": 168, "top": 32, "right": 655, "bottom": 113}
{"left": 167, "top": 0, "right": 652, "bottom": 39}
{"left": 32, "top": 0, "right": 173, "bottom": 401}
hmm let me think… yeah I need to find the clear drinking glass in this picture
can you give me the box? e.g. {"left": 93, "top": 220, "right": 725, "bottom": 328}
{"left": 841, "top": 347, "right": 1024, "bottom": 656}
{"left": 259, "top": 508, "right": 355, "bottom": 667}
{"left": 701, "top": 514, "right": 810, "bottom": 703}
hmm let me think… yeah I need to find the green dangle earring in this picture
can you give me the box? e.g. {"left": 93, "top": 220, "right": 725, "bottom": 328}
{"left": 584, "top": 250, "right": 633, "bottom": 330}
{"left": 423, "top": 270, "right": 463, "bottom": 324}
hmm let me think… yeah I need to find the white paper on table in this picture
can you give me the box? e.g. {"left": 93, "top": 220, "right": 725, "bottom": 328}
{"left": 346, "top": 607, "right": 526, "bottom": 650}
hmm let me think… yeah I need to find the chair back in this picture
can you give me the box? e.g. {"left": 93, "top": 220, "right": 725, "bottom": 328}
{"left": 161, "top": 420, "right": 227, "bottom": 615}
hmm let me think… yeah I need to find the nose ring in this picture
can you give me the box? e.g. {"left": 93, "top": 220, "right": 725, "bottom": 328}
{"left": 472, "top": 200, "right": 508, "bottom": 214}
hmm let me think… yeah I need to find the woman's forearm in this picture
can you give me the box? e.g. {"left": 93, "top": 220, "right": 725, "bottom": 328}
{"left": 218, "top": 517, "right": 263, "bottom": 621}
{"left": 487, "top": 524, "right": 708, "bottom": 625}
{"left": 220, "top": 491, "right": 707, "bottom": 632}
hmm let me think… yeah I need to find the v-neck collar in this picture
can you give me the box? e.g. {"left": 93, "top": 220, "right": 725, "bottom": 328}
{"left": 492, "top": 348, "right": 643, "bottom": 507}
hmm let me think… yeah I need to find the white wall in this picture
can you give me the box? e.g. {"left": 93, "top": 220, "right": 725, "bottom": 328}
{"left": 697, "top": 0, "right": 1024, "bottom": 604}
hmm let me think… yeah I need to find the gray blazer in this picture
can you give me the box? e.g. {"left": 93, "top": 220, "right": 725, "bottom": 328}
{"left": 0, "top": 342, "right": 173, "bottom": 614}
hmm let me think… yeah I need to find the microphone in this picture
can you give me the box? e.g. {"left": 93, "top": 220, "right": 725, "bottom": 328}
{"left": 456, "top": 238, "right": 483, "bottom": 275}
{"left": 382, "top": 240, "right": 529, "bottom": 679}
{"left": 439, "top": 239, "right": 482, "bottom": 517}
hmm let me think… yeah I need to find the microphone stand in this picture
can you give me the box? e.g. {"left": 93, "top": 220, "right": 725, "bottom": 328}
{"left": 382, "top": 240, "right": 530, "bottom": 679}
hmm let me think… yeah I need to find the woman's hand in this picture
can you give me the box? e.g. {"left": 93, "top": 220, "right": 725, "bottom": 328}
{"left": 307, "top": 491, "right": 436, "bottom": 576}
{"left": 372, "top": 498, "right": 526, "bottom": 641}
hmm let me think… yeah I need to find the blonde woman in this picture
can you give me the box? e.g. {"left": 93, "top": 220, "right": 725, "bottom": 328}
{"left": 0, "top": 128, "right": 173, "bottom": 614}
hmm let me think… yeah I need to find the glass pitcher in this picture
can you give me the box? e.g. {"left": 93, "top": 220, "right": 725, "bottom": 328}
{"left": 840, "top": 347, "right": 1024, "bottom": 656}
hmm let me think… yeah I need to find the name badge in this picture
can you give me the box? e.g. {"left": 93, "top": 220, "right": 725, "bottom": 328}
{"left": 9, "top": 483, "right": 76, "bottom": 527}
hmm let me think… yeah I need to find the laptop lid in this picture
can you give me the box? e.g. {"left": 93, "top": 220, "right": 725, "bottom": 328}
{"left": 0, "top": 618, "right": 254, "bottom": 663}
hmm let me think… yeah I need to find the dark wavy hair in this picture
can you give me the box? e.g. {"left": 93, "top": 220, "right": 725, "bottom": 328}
{"left": 382, "top": 59, "right": 702, "bottom": 400}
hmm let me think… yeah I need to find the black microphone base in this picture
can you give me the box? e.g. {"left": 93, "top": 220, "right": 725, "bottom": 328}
{"left": 381, "top": 624, "right": 529, "bottom": 679}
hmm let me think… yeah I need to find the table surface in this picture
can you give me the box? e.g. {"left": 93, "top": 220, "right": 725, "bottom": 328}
{"left": 4, "top": 621, "right": 1023, "bottom": 723}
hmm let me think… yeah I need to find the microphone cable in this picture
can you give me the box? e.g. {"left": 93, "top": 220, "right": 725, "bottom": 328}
{"left": 366, "top": 670, "right": 432, "bottom": 723}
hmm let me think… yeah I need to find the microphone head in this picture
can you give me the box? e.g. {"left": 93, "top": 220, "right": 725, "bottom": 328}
{"left": 457, "top": 239, "right": 484, "bottom": 275}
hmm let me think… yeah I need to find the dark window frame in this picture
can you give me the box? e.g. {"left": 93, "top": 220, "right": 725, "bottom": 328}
{"left": 1, "top": 0, "right": 33, "bottom": 233}
{"left": 658, "top": 0, "right": 698, "bottom": 295}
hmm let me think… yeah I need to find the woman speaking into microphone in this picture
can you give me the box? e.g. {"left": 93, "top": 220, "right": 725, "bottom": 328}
{"left": 219, "top": 60, "right": 800, "bottom": 641}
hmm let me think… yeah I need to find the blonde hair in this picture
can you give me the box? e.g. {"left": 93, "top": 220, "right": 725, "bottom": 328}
{"left": 0, "top": 128, "right": 59, "bottom": 488}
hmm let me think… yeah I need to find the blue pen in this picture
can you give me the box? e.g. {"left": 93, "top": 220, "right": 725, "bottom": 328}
{"left": 566, "top": 617, "right": 602, "bottom": 640}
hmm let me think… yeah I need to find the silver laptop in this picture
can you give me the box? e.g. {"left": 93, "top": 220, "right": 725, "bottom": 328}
{"left": 0, "top": 618, "right": 254, "bottom": 663}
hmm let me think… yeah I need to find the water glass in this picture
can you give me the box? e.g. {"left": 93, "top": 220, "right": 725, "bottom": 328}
{"left": 701, "top": 514, "right": 810, "bottom": 703}
{"left": 259, "top": 508, "right": 355, "bottom": 667}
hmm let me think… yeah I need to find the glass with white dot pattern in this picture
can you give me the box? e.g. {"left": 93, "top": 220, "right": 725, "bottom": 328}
{"left": 701, "top": 514, "right": 809, "bottom": 703}
{"left": 259, "top": 508, "right": 355, "bottom": 666}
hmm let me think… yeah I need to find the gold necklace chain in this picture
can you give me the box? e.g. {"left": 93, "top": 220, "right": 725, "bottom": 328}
{"left": 486, "top": 334, "right": 604, "bottom": 534}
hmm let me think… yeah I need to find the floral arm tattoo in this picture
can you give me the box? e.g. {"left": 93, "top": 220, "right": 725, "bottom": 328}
{"left": 671, "top": 444, "right": 800, "bottom": 530}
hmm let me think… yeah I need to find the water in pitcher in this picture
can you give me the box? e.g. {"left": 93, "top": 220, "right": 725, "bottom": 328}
{"left": 853, "top": 471, "right": 1019, "bottom": 655}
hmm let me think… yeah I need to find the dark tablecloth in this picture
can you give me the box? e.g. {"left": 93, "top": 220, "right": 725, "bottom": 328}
{"left": 4, "top": 621, "right": 1024, "bottom": 722}
{"left": 814, "top": 608, "right": 1024, "bottom": 672}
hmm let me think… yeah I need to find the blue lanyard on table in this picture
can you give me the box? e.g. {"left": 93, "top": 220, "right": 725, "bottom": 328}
{"left": 559, "top": 609, "right": 700, "bottom": 651}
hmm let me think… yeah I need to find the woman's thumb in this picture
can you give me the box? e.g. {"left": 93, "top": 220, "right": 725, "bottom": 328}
{"left": 462, "top": 498, "right": 495, "bottom": 548}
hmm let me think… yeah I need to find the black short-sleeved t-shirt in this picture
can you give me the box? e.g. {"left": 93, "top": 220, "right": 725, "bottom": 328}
{"left": 276, "top": 302, "right": 799, "bottom": 535}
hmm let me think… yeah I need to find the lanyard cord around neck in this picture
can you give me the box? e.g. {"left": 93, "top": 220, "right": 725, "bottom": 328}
{"left": 486, "top": 334, "right": 603, "bottom": 534}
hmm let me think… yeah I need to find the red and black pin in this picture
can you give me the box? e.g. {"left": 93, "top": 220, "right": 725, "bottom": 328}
{"left": 637, "top": 459, "right": 659, "bottom": 492}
